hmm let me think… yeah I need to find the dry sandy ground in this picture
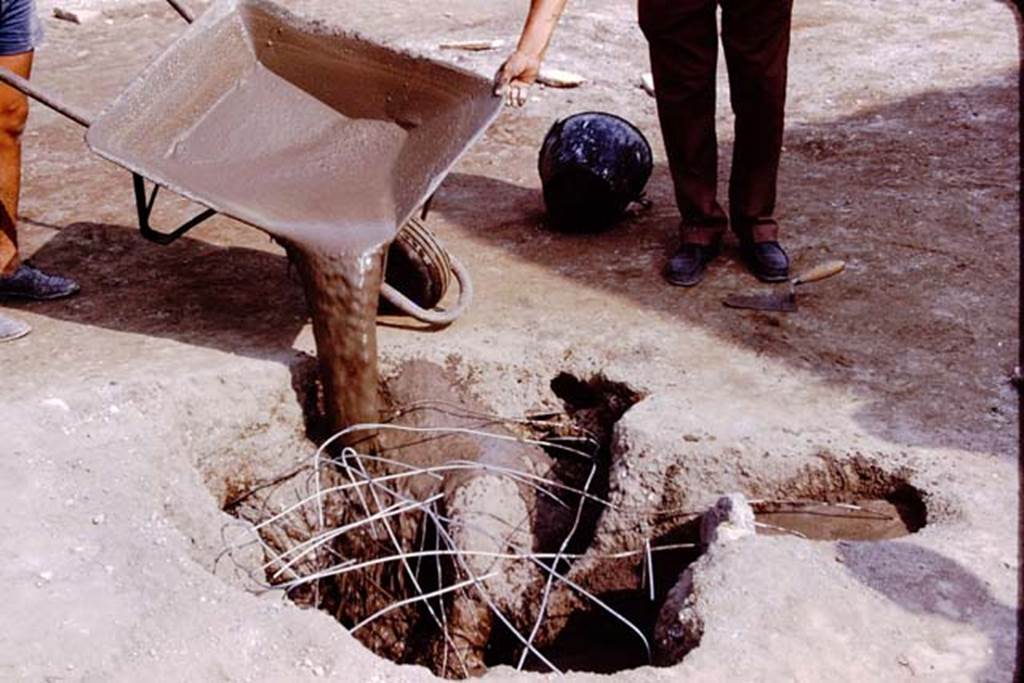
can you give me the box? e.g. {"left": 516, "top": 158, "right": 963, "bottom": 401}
{"left": 0, "top": 0, "right": 1019, "bottom": 680}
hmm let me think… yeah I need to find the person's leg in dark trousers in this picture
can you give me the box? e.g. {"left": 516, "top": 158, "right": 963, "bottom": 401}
{"left": 721, "top": 0, "right": 794, "bottom": 279}
{"left": 641, "top": 0, "right": 726, "bottom": 245}
{"left": 640, "top": 0, "right": 727, "bottom": 285}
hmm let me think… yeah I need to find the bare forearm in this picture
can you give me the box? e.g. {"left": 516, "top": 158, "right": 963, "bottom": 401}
{"left": 516, "top": 0, "right": 570, "bottom": 59}
{"left": 495, "top": 0, "right": 571, "bottom": 106}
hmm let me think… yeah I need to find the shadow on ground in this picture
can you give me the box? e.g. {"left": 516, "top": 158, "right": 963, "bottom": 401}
{"left": 6, "top": 220, "right": 333, "bottom": 434}
{"left": 838, "top": 541, "right": 1017, "bottom": 681}
{"left": 434, "top": 77, "right": 1019, "bottom": 455}
{"left": 8, "top": 221, "right": 306, "bottom": 360}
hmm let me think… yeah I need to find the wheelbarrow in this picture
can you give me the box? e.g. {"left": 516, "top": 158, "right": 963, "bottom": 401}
{"left": 0, "top": 0, "right": 502, "bottom": 324}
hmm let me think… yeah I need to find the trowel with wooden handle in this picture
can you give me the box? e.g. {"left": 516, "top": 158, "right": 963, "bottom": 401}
{"left": 723, "top": 260, "right": 846, "bottom": 312}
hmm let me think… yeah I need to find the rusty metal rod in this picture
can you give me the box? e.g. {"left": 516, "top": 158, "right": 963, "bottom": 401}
{"left": 164, "top": 0, "right": 195, "bottom": 23}
{"left": 0, "top": 67, "right": 92, "bottom": 128}
{"left": 0, "top": 0, "right": 194, "bottom": 125}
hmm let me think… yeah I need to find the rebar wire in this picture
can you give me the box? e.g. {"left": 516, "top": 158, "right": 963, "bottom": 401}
{"left": 313, "top": 422, "right": 703, "bottom": 521}
{"left": 275, "top": 543, "right": 699, "bottom": 590}
{"left": 233, "top": 416, "right": 704, "bottom": 675}
{"left": 518, "top": 457, "right": 598, "bottom": 670}
{"left": 341, "top": 453, "right": 565, "bottom": 675}
{"left": 341, "top": 450, "right": 473, "bottom": 677}
{"left": 347, "top": 455, "right": 660, "bottom": 671}
{"left": 350, "top": 573, "right": 497, "bottom": 635}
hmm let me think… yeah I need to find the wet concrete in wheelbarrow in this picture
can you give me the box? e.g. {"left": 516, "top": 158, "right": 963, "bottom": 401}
{"left": 0, "top": 0, "right": 1019, "bottom": 680}
{"left": 80, "top": 0, "right": 501, "bottom": 447}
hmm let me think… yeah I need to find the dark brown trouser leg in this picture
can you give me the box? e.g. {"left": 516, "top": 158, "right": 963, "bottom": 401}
{"left": 721, "top": 0, "right": 793, "bottom": 243}
{"left": 639, "top": 0, "right": 727, "bottom": 246}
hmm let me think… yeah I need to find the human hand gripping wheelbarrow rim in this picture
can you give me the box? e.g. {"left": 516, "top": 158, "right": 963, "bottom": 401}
{"left": 0, "top": 0, "right": 477, "bottom": 327}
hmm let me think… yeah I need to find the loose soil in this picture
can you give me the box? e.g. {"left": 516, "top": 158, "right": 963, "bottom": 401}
{"left": 0, "top": 0, "right": 1018, "bottom": 681}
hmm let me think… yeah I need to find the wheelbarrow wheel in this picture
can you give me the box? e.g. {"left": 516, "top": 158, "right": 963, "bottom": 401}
{"left": 282, "top": 217, "right": 471, "bottom": 326}
{"left": 381, "top": 217, "right": 452, "bottom": 312}
{"left": 380, "top": 218, "right": 474, "bottom": 326}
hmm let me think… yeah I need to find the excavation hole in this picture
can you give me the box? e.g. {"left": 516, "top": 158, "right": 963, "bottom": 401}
{"left": 753, "top": 464, "right": 928, "bottom": 541}
{"left": 494, "top": 590, "right": 664, "bottom": 674}
{"left": 754, "top": 497, "right": 922, "bottom": 541}
{"left": 217, "top": 364, "right": 928, "bottom": 678}
{"left": 224, "top": 363, "right": 662, "bottom": 678}
{"left": 488, "top": 515, "right": 703, "bottom": 674}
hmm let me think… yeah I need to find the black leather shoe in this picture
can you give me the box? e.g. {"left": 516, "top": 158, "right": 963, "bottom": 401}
{"left": 663, "top": 243, "right": 719, "bottom": 287}
{"left": 742, "top": 241, "right": 790, "bottom": 282}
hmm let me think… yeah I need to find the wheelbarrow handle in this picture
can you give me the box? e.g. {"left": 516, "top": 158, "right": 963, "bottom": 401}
{"left": 164, "top": 0, "right": 195, "bottom": 23}
{"left": 0, "top": 0, "right": 196, "bottom": 123}
{"left": 380, "top": 254, "right": 474, "bottom": 327}
{"left": 0, "top": 2, "right": 210, "bottom": 246}
{"left": 0, "top": 67, "right": 92, "bottom": 128}
{"left": 0, "top": 67, "right": 216, "bottom": 245}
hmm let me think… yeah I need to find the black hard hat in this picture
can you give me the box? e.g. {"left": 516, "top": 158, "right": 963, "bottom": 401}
{"left": 538, "top": 112, "right": 653, "bottom": 232}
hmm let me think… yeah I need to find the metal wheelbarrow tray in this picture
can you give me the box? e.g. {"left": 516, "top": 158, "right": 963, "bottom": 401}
{"left": 85, "top": 0, "right": 500, "bottom": 256}
{"left": 0, "top": 0, "right": 499, "bottom": 322}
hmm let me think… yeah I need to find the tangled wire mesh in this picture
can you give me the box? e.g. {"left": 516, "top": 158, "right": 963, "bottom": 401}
{"left": 220, "top": 409, "right": 703, "bottom": 677}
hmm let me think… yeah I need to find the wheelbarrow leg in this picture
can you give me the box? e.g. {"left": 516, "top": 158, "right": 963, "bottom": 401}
{"left": 133, "top": 174, "right": 217, "bottom": 245}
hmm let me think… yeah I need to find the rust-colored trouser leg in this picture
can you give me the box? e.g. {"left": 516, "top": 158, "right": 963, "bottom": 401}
{"left": 0, "top": 50, "right": 33, "bottom": 275}
{"left": 639, "top": 0, "right": 793, "bottom": 245}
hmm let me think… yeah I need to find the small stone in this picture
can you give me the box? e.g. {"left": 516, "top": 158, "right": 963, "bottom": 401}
{"left": 653, "top": 569, "right": 701, "bottom": 664}
{"left": 39, "top": 571, "right": 54, "bottom": 582}
{"left": 640, "top": 72, "right": 656, "bottom": 96}
{"left": 682, "top": 434, "right": 700, "bottom": 442}
{"left": 91, "top": 513, "right": 106, "bottom": 525}
{"left": 312, "top": 665, "right": 326, "bottom": 677}
{"left": 438, "top": 39, "right": 504, "bottom": 52}
{"left": 537, "top": 68, "right": 586, "bottom": 88}
{"left": 700, "top": 493, "right": 756, "bottom": 546}
{"left": 52, "top": 8, "right": 81, "bottom": 24}
{"left": 41, "top": 397, "right": 71, "bottom": 411}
